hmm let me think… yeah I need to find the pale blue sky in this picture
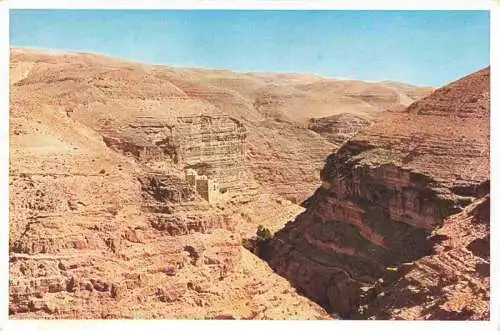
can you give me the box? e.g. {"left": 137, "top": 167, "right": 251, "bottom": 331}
{"left": 10, "top": 10, "right": 490, "bottom": 87}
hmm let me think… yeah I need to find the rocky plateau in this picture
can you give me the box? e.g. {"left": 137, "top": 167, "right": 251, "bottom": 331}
{"left": 9, "top": 47, "right": 486, "bottom": 320}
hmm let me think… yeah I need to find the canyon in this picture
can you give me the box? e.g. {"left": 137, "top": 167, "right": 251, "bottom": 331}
{"left": 9, "top": 48, "right": 488, "bottom": 320}
{"left": 263, "top": 67, "right": 490, "bottom": 319}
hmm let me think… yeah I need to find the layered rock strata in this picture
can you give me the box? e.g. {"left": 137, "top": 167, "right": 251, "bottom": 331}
{"left": 102, "top": 115, "right": 248, "bottom": 191}
{"left": 9, "top": 48, "right": 431, "bottom": 203}
{"left": 308, "top": 113, "right": 373, "bottom": 147}
{"left": 9, "top": 48, "right": 434, "bottom": 319}
{"left": 9, "top": 120, "right": 330, "bottom": 319}
{"left": 358, "top": 193, "right": 490, "bottom": 320}
{"left": 9, "top": 53, "right": 331, "bottom": 319}
{"left": 263, "top": 68, "right": 490, "bottom": 318}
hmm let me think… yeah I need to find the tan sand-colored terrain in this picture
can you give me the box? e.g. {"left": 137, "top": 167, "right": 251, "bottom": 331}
{"left": 10, "top": 48, "right": 452, "bottom": 320}
{"left": 264, "top": 67, "right": 490, "bottom": 320}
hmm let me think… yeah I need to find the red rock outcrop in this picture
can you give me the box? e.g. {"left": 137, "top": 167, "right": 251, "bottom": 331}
{"left": 9, "top": 49, "right": 335, "bottom": 319}
{"left": 9, "top": 48, "right": 432, "bottom": 319}
{"left": 9, "top": 107, "right": 330, "bottom": 320}
{"left": 263, "top": 68, "right": 490, "bottom": 318}
{"left": 358, "top": 193, "right": 489, "bottom": 320}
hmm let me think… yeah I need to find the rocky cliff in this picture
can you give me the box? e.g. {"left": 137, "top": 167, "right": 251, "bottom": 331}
{"left": 358, "top": 193, "right": 490, "bottom": 320}
{"left": 9, "top": 48, "right": 432, "bottom": 319}
{"left": 10, "top": 48, "right": 430, "bottom": 203}
{"left": 263, "top": 67, "right": 490, "bottom": 318}
{"left": 9, "top": 94, "right": 330, "bottom": 320}
{"left": 8, "top": 51, "right": 330, "bottom": 319}
{"left": 101, "top": 115, "right": 248, "bottom": 191}
{"left": 308, "top": 113, "right": 373, "bottom": 147}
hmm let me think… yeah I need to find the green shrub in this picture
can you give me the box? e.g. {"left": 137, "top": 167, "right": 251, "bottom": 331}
{"left": 243, "top": 226, "right": 273, "bottom": 256}
{"left": 256, "top": 225, "right": 273, "bottom": 241}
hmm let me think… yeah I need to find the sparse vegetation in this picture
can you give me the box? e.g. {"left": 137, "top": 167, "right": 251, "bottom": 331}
{"left": 256, "top": 225, "right": 273, "bottom": 241}
{"left": 353, "top": 148, "right": 401, "bottom": 166}
{"left": 243, "top": 225, "right": 274, "bottom": 256}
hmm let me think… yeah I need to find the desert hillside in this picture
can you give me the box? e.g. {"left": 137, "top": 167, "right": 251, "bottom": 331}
{"left": 10, "top": 48, "right": 432, "bottom": 202}
{"left": 9, "top": 47, "right": 437, "bottom": 319}
{"left": 263, "top": 67, "right": 490, "bottom": 320}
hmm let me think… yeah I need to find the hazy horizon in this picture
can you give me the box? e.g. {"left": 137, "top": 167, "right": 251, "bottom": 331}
{"left": 10, "top": 10, "right": 490, "bottom": 87}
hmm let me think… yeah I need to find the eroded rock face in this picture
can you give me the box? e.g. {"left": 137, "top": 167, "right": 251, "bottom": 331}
{"left": 139, "top": 173, "right": 197, "bottom": 204}
{"left": 308, "top": 113, "right": 373, "bottom": 147}
{"left": 103, "top": 115, "right": 248, "bottom": 191}
{"left": 8, "top": 48, "right": 432, "bottom": 319}
{"left": 9, "top": 121, "right": 330, "bottom": 320}
{"left": 264, "top": 68, "right": 490, "bottom": 318}
{"left": 175, "top": 116, "right": 247, "bottom": 189}
{"left": 9, "top": 49, "right": 333, "bottom": 319}
{"left": 358, "top": 194, "right": 490, "bottom": 320}
{"left": 9, "top": 48, "right": 430, "bottom": 203}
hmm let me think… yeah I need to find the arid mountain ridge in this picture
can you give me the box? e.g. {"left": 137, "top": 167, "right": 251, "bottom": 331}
{"left": 9, "top": 47, "right": 433, "bottom": 202}
{"left": 9, "top": 47, "right": 488, "bottom": 320}
{"left": 264, "top": 67, "right": 490, "bottom": 319}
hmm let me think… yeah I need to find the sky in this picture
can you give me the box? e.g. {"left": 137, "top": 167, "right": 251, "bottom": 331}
{"left": 10, "top": 10, "right": 490, "bottom": 87}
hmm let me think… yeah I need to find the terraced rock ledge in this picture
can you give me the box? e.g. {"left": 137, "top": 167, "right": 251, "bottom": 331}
{"left": 263, "top": 68, "right": 490, "bottom": 319}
